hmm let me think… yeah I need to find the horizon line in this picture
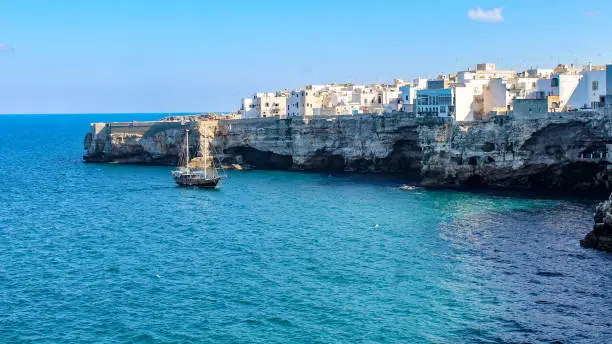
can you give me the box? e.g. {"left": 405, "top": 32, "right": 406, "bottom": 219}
{"left": 0, "top": 111, "right": 234, "bottom": 116}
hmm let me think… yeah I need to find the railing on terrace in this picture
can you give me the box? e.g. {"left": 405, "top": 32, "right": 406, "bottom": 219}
{"left": 577, "top": 152, "right": 612, "bottom": 163}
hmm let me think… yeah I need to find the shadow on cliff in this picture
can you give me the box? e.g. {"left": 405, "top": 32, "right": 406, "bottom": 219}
{"left": 525, "top": 162, "right": 611, "bottom": 198}
{"left": 222, "top": 137, "right": 424, "bottom": 181}
{"left": 224, "top": 146, "right": 293, "bottom": 170}
{"left": 300, "top": 139, "right": 423, "bottom": 178}
{"left": 518, "top": 121, "right": 612, "bottom": 198}
{"left": 380, "top": 139, "right": 423, "bottom": 179}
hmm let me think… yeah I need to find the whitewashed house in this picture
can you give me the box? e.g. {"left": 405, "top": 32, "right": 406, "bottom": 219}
{"left": 241, "top": 91, "right": 289, "bottom": 119}
{"left": 566, "top": 67, "right": 607, "bottom": 110}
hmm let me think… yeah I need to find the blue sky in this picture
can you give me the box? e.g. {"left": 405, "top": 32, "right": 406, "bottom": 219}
{"left": 0, "top": 0, "right": 610, "bottom": 114}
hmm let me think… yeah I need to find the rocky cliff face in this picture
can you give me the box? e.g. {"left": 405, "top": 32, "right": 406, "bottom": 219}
{"left": 83, "top": 121, "right": 201, "bottom": 165}
{"left": 83, "top": 112, "right": 612, "bottom": 195}
{"left": 214, "top": 115, "right": 423, "bottom": 177}
{"left": 581, "top": 194, "right": 612, "bottom": 252}
{"left": 420, "top": 115, "right": 612, "bottom": 196}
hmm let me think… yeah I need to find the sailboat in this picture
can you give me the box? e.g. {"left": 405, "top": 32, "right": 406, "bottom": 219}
{"left": 172, "top": 126, "right": 223, "bottom": 189}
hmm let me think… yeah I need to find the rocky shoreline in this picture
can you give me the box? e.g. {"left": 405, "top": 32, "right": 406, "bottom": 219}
{"left": 83, "top": 112, "right": 612, "bottom": 252}
{"left": 581, "top": 194, "right": 612, "bottom": 252}
{"left": 84, "top": 112, "right": 612, "bottom": 196}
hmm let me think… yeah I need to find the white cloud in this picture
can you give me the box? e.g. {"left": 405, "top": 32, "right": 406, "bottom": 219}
{"left": 467, "top": 7, "right": 504, "bottom": 23}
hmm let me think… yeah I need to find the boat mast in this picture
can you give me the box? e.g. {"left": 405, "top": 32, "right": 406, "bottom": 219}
{"left": 204, "top": 127, "right": 208, "bottom": 178}
{"left": 185, "top": 128, "right": 189, "bottom": 169}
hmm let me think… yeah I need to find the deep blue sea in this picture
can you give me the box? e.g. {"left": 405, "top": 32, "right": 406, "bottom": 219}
{"left": 0, "top": 114, "right": 610, "bottom": 343}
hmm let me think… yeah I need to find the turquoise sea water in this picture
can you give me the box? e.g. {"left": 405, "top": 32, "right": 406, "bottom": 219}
{"left": 0, "top": 114, "right": 611, "bottom": 343}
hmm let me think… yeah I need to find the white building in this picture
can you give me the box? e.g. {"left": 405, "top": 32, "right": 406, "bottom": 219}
{"left": 320, "top": 83, "right": 401, "bottom": 115}
{"left": 244, "top": 79, "right": 421, "bottom": 118}
{"left": 525, "top": 68, "right": 554, "bottom": 78}
{"left": 287, "top": 90, "right": 305, "bottom": 117}
{"left": 457, "top": 63, "right": 516, "bottom": 83}
{"left": 400, "top": 85, "right": 417, "bottom": 113}
{"left": 286, "top": 86, "right": 325, "bottom": 117}
{"left": 241, "top": 97, "right": 258, "bottom": 118}
{"left": 381, "top": 86, "right": 402, "bottom": 113}
{"left": 515, "top": 64, "right": 607, "bottom": 111}
{"left": 399, "top": 78, "right": 429, "bottom": 113}
{"left": 551, "top": 74, "right": 582, "bottom": 110}
{"left": 451, "top": 63, "right": 517, "bottom": 120}
{"left": 566, "top": 69, "right": 607, "bottom": 110}
{"left": 532, "top": 74, "right": 581, "bottom": 111}
{"left": 483, "top": 78, "right": 512, "bottom": 116}
{"left": 506, "top": 77, "right": 540, "bottom": 99}
{"left": 554, "top": 64, "right": 581, "bottom": 75}
{"left": 241, "top": 91, "right": 289, "bottom": 119}
{"left": 355, "top": 86, "right": 379, "bottom": 111}
{"left": 453, "top": 79, "right": 490, "bottom": 121}
{"left": 413, "top": 77, "right": 428, "bottom": 90}
{"left": 457, "top": 70, "right": 476, "bottom": 83}
{"left": 454, "top": 85, "right": 474, "bottom": 121}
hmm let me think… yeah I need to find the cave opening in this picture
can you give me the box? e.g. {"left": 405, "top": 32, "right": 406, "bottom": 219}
{"left": 224, "top": 146, "right": 293, "bottom": 170}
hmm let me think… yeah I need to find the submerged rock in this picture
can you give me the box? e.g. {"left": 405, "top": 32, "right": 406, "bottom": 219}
{"left": 581, "top": 194, "right": 612, "bottom": 252}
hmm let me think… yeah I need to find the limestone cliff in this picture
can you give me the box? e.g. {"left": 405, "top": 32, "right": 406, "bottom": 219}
{"left": 213, "top": 115, "right": 423, "bottom": 175}
{"left": 581, "top": 194, "right": 612, "bottom": 252}
{"left": 84, "top": 121, "right": 198, "bottom": 165}
{"left": 419, "top": 114, "right": 612, "bottom": 195}
{"left": 83, "top": 112, "right": 612, "bottom": 196}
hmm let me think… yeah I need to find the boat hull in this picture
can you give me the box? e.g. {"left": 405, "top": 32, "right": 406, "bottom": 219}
{"left": 174, "top": 176, "right": 221, "bottom": 189}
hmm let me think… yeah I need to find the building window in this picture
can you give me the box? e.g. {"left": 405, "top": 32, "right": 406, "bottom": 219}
{"left": 592, "top": 81, "right": 599, "bottom": 91}
{"left": 551, "top": 78, "right": 559, "bottom": 87}
{"left": 417, "top": 94, "right": 429, "bottom": 105}
{"left": 265, "top": 103, "right": 269, "bottom": 107}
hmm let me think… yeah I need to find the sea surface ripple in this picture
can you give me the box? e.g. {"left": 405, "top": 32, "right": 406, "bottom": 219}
{"left": 0, "top": 114, "right": 610, "bottom": 343}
